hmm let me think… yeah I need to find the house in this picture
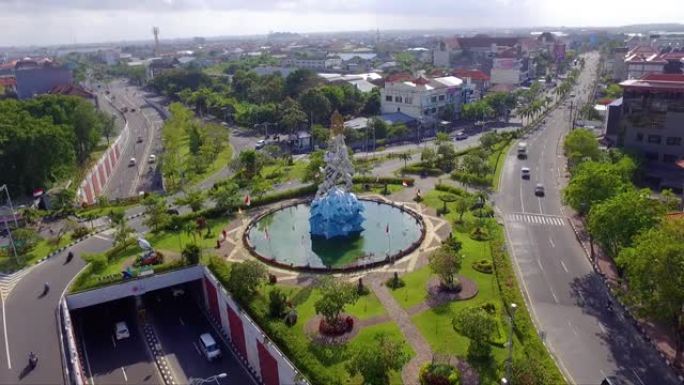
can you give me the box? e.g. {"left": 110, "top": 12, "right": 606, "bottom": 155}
{"left": 433, "top": 38, "right": 461, "bottom": 68}
{"left": 607, "top": 74, "right": 684, "bottom": 188}
{"left": 625, "top": 46, "right": 667, "bottom": 79}
{"left": 0, "top": 76, "right": 17, "bottom": 95}
{"left": 452, "top": 69, "right": 490, "bottom": 102}
{"left": 380, "top": 74, "right": 465, "bottom": 122}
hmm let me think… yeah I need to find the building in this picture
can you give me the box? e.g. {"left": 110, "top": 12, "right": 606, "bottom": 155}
{"left": 433, "top": 40, "right": 452, "bottom": 68}
{"left": 14, "top": 59, "right": 73, "bottom": 100}
{"left": 452, "top": 69, "right": 490, "bottom": 102}
{"left": 625, "top": 46, "right": 666, "bottom": 79}
{"left": 608, "top": 74, "right": 684, "bottom": 187}
{"left": 0, "top": 76, "right": 17, "bottom": 95}
{"left": 606, "top": 47, "right": 629, "bottom": 81}
{"left": 456, "top": 35, "right": 520, "bottom": 58}
{"left": 490, "top": 49, "right": 525, "bottom": 86}
{"left": 380, "top": 74, "right": 464, "bottom": 122}
{"left": 284, "top": 57, "right": 342, "bottom": 70}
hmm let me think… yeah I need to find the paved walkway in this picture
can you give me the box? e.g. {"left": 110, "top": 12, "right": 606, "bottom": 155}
{"left": 369, "top": 278, "right": 433, "bottom": 384}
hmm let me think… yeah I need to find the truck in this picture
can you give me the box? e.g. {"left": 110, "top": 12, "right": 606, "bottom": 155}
{"left": 517, "top": 142, "right": 528, "bottom": 159}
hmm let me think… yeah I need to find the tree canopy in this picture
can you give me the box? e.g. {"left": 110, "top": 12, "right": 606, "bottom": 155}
{"left": 346, "top": 332, "right": 409, "bottom": 385}
{"left": 562, "top": 157, "right": 635, "bottom": 214}
{"left": 563, "top": 128, "right": 602, "bottom": 168}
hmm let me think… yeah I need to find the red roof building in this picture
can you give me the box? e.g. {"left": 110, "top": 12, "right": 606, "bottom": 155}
{"left": 49, "top": 84, "right": 95, "bottom": 99}
{"left": 452, "top": 69, "right": 490, "bottom": 81}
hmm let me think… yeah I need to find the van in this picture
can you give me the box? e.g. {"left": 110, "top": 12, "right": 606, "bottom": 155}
{"left": 199, "top": 333, "right": 221, "bottom": 361}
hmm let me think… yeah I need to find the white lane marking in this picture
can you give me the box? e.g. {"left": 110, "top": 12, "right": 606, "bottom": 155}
{"left": 111, "top": 335, "right": 117, "bottom": 348}
{"left": 549, "top": 285, "right": 559, "bottom": 303}
{"left": 536, "top": 259, "right": 545, "bottom": 272}
{"left": 631, "top": 369, "right": 646, "bottom": 385}
{"left": 179, "top": 317, "right": 185, "bottom": 326}
{"left": 1, "top": 295, "right": 10, "bottom": 369}
{"left": 519, "top": 183, "right": 526, "bottom": 212}
{"left": 549, "top": 237, "right": 556, "bottom": 248}
{"left": 192, "top": 341, "right": 201, "bottom": 356}
{"left": 538, "top": 197, "right": 543, "bottom": 213}
{"left": 121, "top": 366, "right": 128, "bottom": 382}
{"left": 560, "top": 260, "right": 568, "bottom": 273}
{"left": 598, "top": 321, "right": 607, "bottom": 333}
{"left": 568, "top": 321, "right": 578, "bottom": 336}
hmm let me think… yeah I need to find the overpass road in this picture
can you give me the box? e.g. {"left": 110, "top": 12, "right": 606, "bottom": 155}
{"left": 497, "top": 53, "right": 681, "bottom": 385}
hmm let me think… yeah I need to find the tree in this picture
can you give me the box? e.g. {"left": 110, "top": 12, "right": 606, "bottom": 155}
{"left": 71, "top": 102, "right": 104, "bottom": 163}
{"left": 298, "top": 88, "right": 332, "bottom": 125}
{"left": 435, "top": 132, "right": 450, "bottom": 145}
{"left": 510, "top": 355, "right": 555, "bottom": 385}
{"left": 479, "top": 131, "right": 500, "bottom": 151}
{"left": 175, "top": 189, "right": 205, "bottom": 212}
{"left": 102, "top": 114, "right": 116, "bottom": 145}
{"left": 268, "top": 287, "right": 288, "bottom": 318}
{"left": 226, "top": 260, "right": 267, "bottom": 302}
{"left": 368, "top": 117, "right": 388, "bottom": 140}
{"left": 588, "top": 189, "right": 665, "bottom": 257}
{"left": 52, "top": 188, "right": 76, "bottom": 214}
{"left": 304, "top": 150, "right": 325, "bottom": 184}
{"left": 20, "top": 207, "right": 40, "bottom": 226}
{"left": 142, "top": 194, "right": 170, "bottom": 232}
{"left": 181, "top": 244, "right": 201, "bottom": 265}
{"left": 616, "top": 218, "right": 684, "bottom": 363}
{"left": 284, "top": 69, "right": 319, "bottom": 97}
{"left": 605, "top": 83, "right": 623, "bottom": 99}
{"left": 454, "top": 196, "right": 472, "bottom": 223}
{"left": 250, "top": 176, "right": 271, "bottom": 199}
{"left": 113, "top": 217, "right": 134, "bottom": 251}
{"left": 452, "top": 307, "right": 497, "bottom": 360}
{"left": 563, "top": 160, "right": 630, "bottom": 214}
{"left": 347, "top": 332, "right": 409, "bottom": 385}
{"left": 234, "top": 149, "right": 264, "bottom": 180}
{"left": 428, "top": 244, "right": 462, "bottom": 289}
{"left": 398, "top": 152, "right": 412, "bottom": 171}
{"left": 437, "top": 143, "right": 457, "bottom": 172}
{"left": 209, "top": 182, "right": 240, "bottom": 211}
{"left": 278, "top": 98, "right": 308, "bottom": 134}
{"left": 420, "top": 147, "right": 437, "bottom": 167}
{"left": 563, "top": 128, "right": 602, "bottom": 168}
{"left": 461, "top": 149, "right": 491, "bottom": 178}
{"left": 311, "top": 124, "right": 330, "bottom": 146}
{"left": 11, "top": 228, "right": 40, "bottom": 256}
{"left": 314, "top": 277, "right": 359, "bottom": 324}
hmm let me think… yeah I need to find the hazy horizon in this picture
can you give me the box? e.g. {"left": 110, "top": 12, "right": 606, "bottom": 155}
{"left": 1, "top": 0, "right": 684, "bottom": 47}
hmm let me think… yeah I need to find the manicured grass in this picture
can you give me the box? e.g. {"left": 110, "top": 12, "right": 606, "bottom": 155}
{"left": 490, "top": 141, "right": 513, "bottom": 192}
{"left": 78, "top": 202, "right": 139, "bottom": 219}
{"left": 0, "top": 233, "right": 74, "bottom": 272}
{"left": 261, "top": 160, "right": 308, "bottom": 184}
{"left": 147, "top": 216, "right": 232, "bottom": 252}
{"left": 388, "top": 265, "right": 432, "bottom": 310}
{"left": 239, "top": 281, "right": 410, "bottom": 385}
{"left": 188, "top": 144, "right": 233, "bottom": 185}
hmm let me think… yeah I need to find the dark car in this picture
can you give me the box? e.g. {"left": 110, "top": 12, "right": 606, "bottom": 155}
{"left": 534, "top": 184, "right": 545, "bottom": 197}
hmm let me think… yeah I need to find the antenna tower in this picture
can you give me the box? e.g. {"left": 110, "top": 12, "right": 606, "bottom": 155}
{"left": 152, "top": 26, "right": 160, "bottom": 56}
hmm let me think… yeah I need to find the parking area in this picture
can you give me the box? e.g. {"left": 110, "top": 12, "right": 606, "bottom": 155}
{"left": 72, "top": 297, "right": 162, "bottom": 385}
{"left": 142, "top": 282, "right": 254, "bottom": 385}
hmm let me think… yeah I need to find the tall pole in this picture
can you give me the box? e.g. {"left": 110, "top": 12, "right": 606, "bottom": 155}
{"left": 0, "top": 185, "right": 18, "bottom": 227}
{"left": 506, "top": 303, "right": 518, "bottom": 382}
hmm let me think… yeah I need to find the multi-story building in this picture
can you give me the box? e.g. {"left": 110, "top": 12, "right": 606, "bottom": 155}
{"left": 607, "top": 74, "right": 684, "bottom": 185}
{"left": 380, "top": 74, "right": 464, "bottom": 122}
{"left": 284, "top": 57, "right": 342, "bottom": 70}
{"left": 605, "top": 47, "right": 629, "bottom": 81}
{"left": 490, "top": 49, "right": 526, "bottom": 86}
{"left": 13, "top": 59, "right": 73, "bottom": 100}
{"left": 452, "top": 69, "right": 490, "bottom": 102}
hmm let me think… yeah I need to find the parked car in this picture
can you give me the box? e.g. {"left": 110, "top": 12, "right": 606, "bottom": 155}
{"left": 521, "top": 167, "right": 530, "bottom": 179}
{"left": 199, "top": 333, "right": 222, "bottom": 361}
{"left": 455, "top": 131, "right": 468, "bottom": 141}
{"left": 534, "top": 184, "right": 545, "bottom": 196}
{"left": 255, "top": 139, "right": 266, "bottom": 149}
{"left": 128, "top": 158, "right": 136, "bottom": 167}
{"left": 115, "top": 321, "right": 130, "bottom": 340}
{"left": 134, "top": 251, "right": 163, "bottom": 267}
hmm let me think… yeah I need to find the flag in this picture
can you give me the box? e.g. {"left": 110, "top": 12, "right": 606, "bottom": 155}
{"left": 244, "top": 194, "right": 251, "bottom": 206}
{"left": 264, "top": 228, "right": 270, "bottom": 241}
{"left": 385, "top": 224, "right": 390, "bottom": 235}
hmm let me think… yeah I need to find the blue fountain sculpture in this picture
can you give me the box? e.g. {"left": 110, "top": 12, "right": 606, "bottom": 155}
{"left": 309, "top": 111, "right": 364, "bottom": 239}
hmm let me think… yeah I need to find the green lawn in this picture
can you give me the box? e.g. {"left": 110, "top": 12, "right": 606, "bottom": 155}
{"left": 261, "top": 160, "right": 308, "bottom": 185}
{"left": 147, "top": 216, "right": 233, "bottom": 252}
{"left": 0, "top": 232, "right": 73, "bottom": 272}
{"left": 239, "top": 281, "right": 410, "bottom": 385}
{"left": 188, "top": 144, "right": 234, "bottom": 186}
{"left": 490, "top": 141, "right": 513, "bottom": 191}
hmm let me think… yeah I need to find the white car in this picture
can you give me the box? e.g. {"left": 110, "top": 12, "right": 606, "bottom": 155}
{"left": 255, "top": 140, "right": 266, "bottom": 149}
{"left": 128, "top": 158, "right": 136, "bottom": 167}
{"left": 521, "top": 167, "right": 530, "bottom": 179}
{"left": 199, "top": 333, "right": 221, "bottom": 361}
{"left": 148, "top": 154, "right": 156, "bottom": 163}
{"left": 455, "top": 131, "right": 468, "bottom": 140}
{"left": 115, "top": 321, "right": 130, "bottom": 340}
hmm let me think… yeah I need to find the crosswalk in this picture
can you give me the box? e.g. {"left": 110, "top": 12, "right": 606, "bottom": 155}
{"left": 506, "top": 212, "right": 566, "bottom": 226}
{"left": 0, "top": 267, "right": 34, "bottom": 298}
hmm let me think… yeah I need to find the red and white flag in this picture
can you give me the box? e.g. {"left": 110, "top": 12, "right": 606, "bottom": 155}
{"left": 264, "top": 228, "right": 270, "bottom": 241}
{"left": 244, "top": 194, "right": 251, "bottom": 206}
{"left": 385, "top": 224, "right": 390, "bottom": 235}
{"left": 402, "top": 180, "right": 408, "bottom": 187}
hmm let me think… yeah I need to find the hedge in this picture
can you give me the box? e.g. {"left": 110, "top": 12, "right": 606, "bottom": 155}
{"left": 401, "top": 166, "right": 444, "bottom": 176}
{"left": 353, "top": 175, "right": 415, "bottom": 186}
{"left": 451, "top": 171, "right": 493, "bottom": 187}
{"left": 490, "top": 236, "right": 567, "bottom": 384}
{"left": 434, "top": 184, "right": 469, "bottom": 197}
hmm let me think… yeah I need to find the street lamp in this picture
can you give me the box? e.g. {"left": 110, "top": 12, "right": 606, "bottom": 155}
{"left": 189, "top": 373, "right": 227, "bottom": 385}
{"left": 505, "top": 303, "right": 518, "bottom": 382}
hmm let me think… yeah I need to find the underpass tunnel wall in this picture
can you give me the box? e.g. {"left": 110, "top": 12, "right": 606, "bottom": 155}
{"left": 60, "top": 298, "right": 87, "bottom": 385}
{"left": 201, "top": 268, "right": 305, "bottom": 385}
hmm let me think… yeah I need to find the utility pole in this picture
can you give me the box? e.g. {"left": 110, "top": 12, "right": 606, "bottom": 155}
{"left": 0, "top": 185, "right": 19, "bottom": 260}
{"left": 505, "top": 303, "right": 518, "bottom": 382}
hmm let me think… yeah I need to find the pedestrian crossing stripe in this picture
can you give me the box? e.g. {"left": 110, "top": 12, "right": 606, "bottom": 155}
{"left": 506, "top": 213, "right": 565, "bottom": 226}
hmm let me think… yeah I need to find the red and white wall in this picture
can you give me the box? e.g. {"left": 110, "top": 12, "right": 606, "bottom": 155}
{"left": 77, "top": 96, "right": 129, "bottom": 205}
{"left": 202, "top": 268, "right": 304, "bottom": 385}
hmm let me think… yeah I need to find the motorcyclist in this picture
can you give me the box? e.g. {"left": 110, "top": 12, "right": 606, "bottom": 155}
{"left": 28, "top": 352, "right": 37, "bottom": 367}
{"left": 43, "top": 282, "right": 50, "bottom": 295}
{"left": 66, "top": 251, "right": 74, "bottom": 263}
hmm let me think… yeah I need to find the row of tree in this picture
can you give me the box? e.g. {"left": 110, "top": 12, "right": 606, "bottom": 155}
{"left": 0, "top": 95, "right": 114, "bottom": 195}
{"left": 562, "top": 129, "right": 684, "bottom": 360}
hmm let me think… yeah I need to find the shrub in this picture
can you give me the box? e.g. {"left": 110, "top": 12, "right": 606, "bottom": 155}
{"left": 181, "top": 244, "right": 201, "bottom": 265}
{"left": 72, "top": 226, "right": 90, "bottom": 239}
{"left": 318, "top": 318, "right": 349, "bottom": 336}
{"left": 83, "top": 253, "right": 107, "bottom": 273}
{"left": 451, "top": 171, "right": 493, "bottom": 187}
{"left": 386, "top": 272, "right": 406, "bottom": 290}
{"left": 419, "top": 362, "right": 460, "bottom": 385}
{"left": 472, "top": 259, "right": 494, "bottom": 274}
{"left": 269, "top": 288, "right": 288, "bottom": 318}
{"left": 353, "top": 176, "right": 414, "bottom": 186}
{"left": 470, "top": 226, "right": 490, "bottom": 241}
{"left": 402, "top": 165, "right": 443, "bottom": 176}
{"left": 472, "top": 205, "right": 494, "bottom": 218}
{"left": 434, "top": 184, "right": 468, "bottom": 197}
{"left": 268, "top": 273, "right": 278, "bottom": 284}
{"left": 480, "top": 301, "right": 497, "bottom": 314}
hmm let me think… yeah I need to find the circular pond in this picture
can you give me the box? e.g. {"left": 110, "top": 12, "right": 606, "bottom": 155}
{"left": 244, "top": 199, "right": 425, "bottom": 272}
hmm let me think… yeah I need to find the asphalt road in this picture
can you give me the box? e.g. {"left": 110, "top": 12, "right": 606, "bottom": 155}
{"left": 99, "top": 80, "right": 164, "bottom": 200}
{"left": 143, "top": 283, "right": 253, "bottom": 385}
{"left": 72, "top": 297, "right": 162, "bottom": 385}
{"left": 497, "top": 53, "right": 681, "bottom": 385}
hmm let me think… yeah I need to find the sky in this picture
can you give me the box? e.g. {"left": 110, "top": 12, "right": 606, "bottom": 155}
{"left": 1, "top": 0, "right": 683, "bottom": 46}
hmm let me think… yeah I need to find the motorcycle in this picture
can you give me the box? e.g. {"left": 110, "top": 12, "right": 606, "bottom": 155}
{"left": 28, "top": 352, "right": 37, "bottom": 369}
{"left": 66, "top": 251, "right": 74, "bottom": 263}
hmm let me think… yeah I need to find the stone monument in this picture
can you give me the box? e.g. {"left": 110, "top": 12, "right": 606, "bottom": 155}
{"left": 309, "top": 111, "right": 364, "bottom": 239}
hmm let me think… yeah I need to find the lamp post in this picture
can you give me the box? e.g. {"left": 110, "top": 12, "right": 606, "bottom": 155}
{"left": 505, "top": 303, "right": 518, "bottom": 382}
{"left": 189, "top": 373, "right": 227, "bottom": 385}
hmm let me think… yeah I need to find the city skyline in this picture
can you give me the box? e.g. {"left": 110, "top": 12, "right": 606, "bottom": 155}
{"left": 1, "top": 0, "right": 684, "bottom": 46}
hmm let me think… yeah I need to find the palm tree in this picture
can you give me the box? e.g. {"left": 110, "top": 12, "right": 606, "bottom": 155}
{"left": 398, "top": 152, "right": 412, "bottom": 173}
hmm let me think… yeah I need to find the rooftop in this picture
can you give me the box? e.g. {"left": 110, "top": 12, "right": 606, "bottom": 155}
{"left": 452, "top": 69, "right": 490, "bottom": 81}
{"left": 620, "top": 73, "right": 684, "bottom": 92}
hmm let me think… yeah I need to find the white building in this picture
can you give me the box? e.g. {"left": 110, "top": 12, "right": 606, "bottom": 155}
{"left": 285, "top": 57, "right": 342, "bottom": 70}
{"left": 490, "top": 53, "right": 526, "bottom": 86}
{"left": 381, "top": 75, "right": 465, "bottom": 122}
